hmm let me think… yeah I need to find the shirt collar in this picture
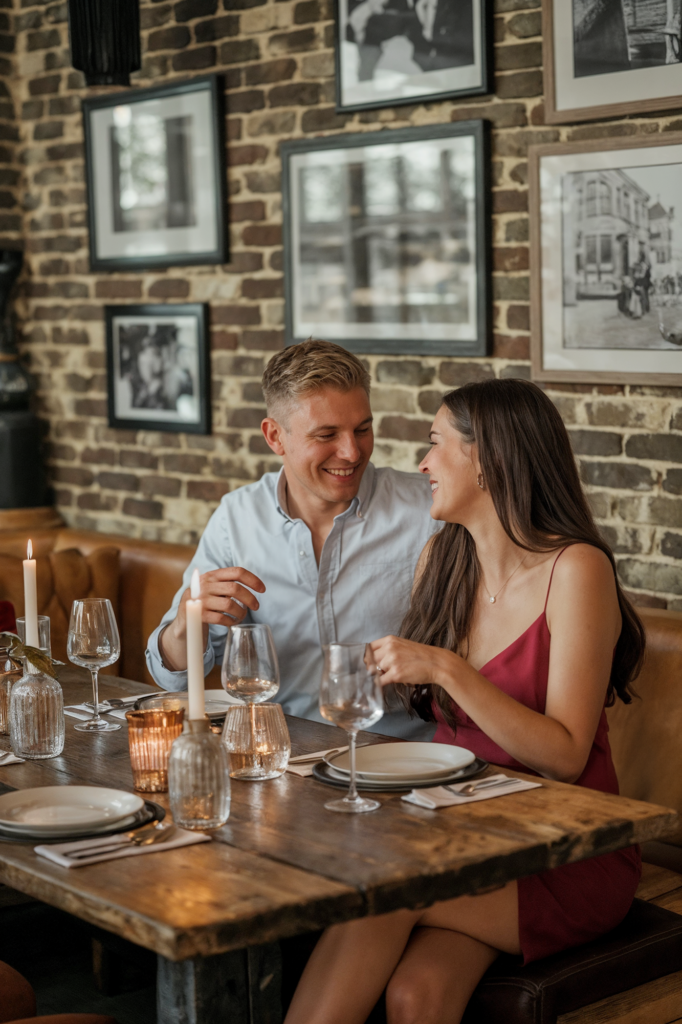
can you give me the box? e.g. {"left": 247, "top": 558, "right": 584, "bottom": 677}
{"left": 275, "top": 462, "right": 376, "bottom": 523}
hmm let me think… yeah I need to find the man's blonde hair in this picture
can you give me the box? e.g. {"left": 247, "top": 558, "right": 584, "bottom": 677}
{"left": 262, "top": 340, "right": 370, "bottom": 420}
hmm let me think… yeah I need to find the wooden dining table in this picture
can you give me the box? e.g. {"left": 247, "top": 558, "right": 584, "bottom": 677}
{"left": 0, "top": 668, "right": 677, "bottom": 1024}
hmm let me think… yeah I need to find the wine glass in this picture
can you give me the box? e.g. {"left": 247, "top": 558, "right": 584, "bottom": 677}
{"left": 67, "top": 599, "right": 121, "bottom": 733}
{"left": 319, "top": 642, "right": 384, "bottom": 813}
{"left": 221, "top": 624, "right": 280, "bottom": 780}
{"left": 221, "top": 624, "right": 280, "bottom": 704}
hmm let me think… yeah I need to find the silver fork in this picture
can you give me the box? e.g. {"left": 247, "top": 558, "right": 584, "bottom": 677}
{"left": 445, "top": 778, "right": 519, "bottom": 798}
{"left": 66, "top": 823, "right": 177, "bottom": 860}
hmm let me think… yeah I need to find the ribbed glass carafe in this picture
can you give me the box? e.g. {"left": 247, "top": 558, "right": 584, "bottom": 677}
{"left": 168, "top": 719, "right": 230, "bottom": 830}
{"left": 0, "top": 647, "right": 22, "bottom": 736}
{"left": 9, "top": 659, "right": 65, "bottom": 759}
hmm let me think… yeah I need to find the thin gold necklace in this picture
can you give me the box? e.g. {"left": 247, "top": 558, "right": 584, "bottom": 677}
{"left": 481, "top": 555, "right": 526, "bottom": 605}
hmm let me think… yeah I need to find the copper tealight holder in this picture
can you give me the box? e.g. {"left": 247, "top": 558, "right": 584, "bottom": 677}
{"left": 125, "top": 708, "right": 185, "bottom": 792}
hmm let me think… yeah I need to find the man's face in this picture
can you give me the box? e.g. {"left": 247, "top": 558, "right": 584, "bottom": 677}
{"left": 263, "top": 387, "right": 374, "bottom": 507}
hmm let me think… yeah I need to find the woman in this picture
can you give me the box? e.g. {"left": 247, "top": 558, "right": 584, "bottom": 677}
{"left": 284, "top": 379, "right": 644, "bottom": 1024}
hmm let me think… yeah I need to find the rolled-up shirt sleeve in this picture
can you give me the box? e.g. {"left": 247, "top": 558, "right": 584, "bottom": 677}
{"left": 145, "top": 500, "right": 234, "bottom": 691}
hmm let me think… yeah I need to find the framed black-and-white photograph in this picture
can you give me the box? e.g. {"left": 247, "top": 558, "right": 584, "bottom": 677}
{"left": 282, "top": 122, "right": 490, "bottom": 357}
{"left": 543, "top": 0, "right": 682, "bottom": 123}
{"left": 106, "top": 304, "right": 211, "bottom": 433}
{"left": 83, "top": 76, "right": 226, "bottom": 271}
{"left": 530, "top": 135, "right": 682, "bottom": 385}
{"left": 335, "top": 0, "right": 492, "bottom": 112}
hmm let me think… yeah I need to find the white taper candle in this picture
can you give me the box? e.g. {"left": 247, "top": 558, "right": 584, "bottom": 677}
{"left": 22, "top": 539, "right": 39, "bottom": 648}
{"left": 186, "top": 569, "right": 205, "bottom": 720}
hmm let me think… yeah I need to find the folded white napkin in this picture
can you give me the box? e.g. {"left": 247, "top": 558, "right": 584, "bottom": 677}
{"left": 402, "top": 774, "right": 542, "bottom": 808}
{"left": 0, "top": 752, "right": 24, "bottom": 765}
{"left": 286, "top": 746, "right": 349, "bottom": 777}
{"left": 35, "top": 828, "right": 211, "bottom": 868}
{"left": 64, "top": 708, "right": 94, "bottom": 721}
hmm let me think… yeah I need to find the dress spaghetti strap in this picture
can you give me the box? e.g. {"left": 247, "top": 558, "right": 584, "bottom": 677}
{"left": 543, "top": 547, "right": 569, "bottom": 614}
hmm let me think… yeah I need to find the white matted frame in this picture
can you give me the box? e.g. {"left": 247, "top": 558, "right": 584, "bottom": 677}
{"left": 530, "top": 134, "right": 682, "bottom": 386}
{"left": 543, "top": 0, "right": 682, "bottom": 124}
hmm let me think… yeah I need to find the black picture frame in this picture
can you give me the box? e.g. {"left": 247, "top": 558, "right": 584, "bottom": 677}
{"left": 334, "top": 0, "right": 492, "bottom": 114}
{"left": 83, "top": 75, "right": 227, "bottom": 272}
{"left": 281, "top": 121, "right": 491, "bottom": 357}
{"left": 105, "top": 303, "right": 211, "bottom": 434}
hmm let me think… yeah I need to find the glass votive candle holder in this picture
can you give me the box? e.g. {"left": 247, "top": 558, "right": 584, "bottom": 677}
{"left": 17, "top": 616, "right": 51, "bottom": 656}
{"left": 222, "top": 703, "right": 291, "bottom": 781}
{"left": 125, "top": 708, "right": 185, "bottom": 792}
{"left": 168, "top": 718, "right": 231, "bottom": 831}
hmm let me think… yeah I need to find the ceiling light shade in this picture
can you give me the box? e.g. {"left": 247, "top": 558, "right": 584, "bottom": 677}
{"left": 68, "top": 0, "right": 141, "bottom": 87}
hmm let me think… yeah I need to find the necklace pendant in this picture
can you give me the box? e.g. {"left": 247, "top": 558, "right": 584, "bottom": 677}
{"left": 489, "top": 596, "right": 496, "bottom": 604}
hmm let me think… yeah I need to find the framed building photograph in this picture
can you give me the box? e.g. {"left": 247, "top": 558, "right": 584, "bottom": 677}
{"left": 83, "top": 76, "right": 227, "bottom": 271}
{"left": 281, "top": 122, "right": 490, "bottom": 357}
{"left": 105, "top": 304, "right": 211, "bottom": 434}
{"left": 530, "top": 135, "right": 682, "bottom": 385}
{"left": 543, "top": 0, "right": 682, "bottom": 123}
{"left": 335, "top": 0, "right": 492, "bottom": 112}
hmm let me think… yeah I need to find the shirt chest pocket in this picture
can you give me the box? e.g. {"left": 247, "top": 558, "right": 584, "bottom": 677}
{"left": 356, "top": 561, "right": 416, "bottom": 638}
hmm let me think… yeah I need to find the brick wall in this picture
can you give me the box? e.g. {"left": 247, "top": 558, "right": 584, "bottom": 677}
{"left": 3, "top": 0, "right": 682, "bottom": 607}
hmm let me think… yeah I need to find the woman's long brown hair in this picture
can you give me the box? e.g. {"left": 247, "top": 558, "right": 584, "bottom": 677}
{"left": 400, "top": 378, "right": 645, "bottom": 728}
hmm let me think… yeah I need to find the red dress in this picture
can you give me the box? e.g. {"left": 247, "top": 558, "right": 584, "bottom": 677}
{"left": 432, "top": 551, "right": 642, "bottom": 964}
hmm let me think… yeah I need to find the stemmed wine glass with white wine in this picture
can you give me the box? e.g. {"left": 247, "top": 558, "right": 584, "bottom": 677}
{"left": 319, "top": 642, "right": 384, "bottom": 813}
{"left": 67, "top": 599, "right": 121, "bottom": 733}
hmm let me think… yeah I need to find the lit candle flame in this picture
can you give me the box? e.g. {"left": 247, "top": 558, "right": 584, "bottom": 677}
{"left": 190, "top": 569, "right": 201, "bottom": 600}
{"left": 27, "top": 539, "right": 33, "bottom": 560}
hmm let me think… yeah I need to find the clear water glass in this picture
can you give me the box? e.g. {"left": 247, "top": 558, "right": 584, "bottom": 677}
{"left": 222, "top": 703, "right": 291, "bottom": 781}
{"left": 17, "top": 616, "right": 52, "bottom": 655}
{"left": 9, "top": 658, "right": 65, "bottom": 760}
{"left": 67, "top": 599, "right": 121, "bottom": 733}
{"left": 168, "top": 719, "right": 231, "bottom": 830}
{"left": 319, "top": 643, "right": 384, "bottom": 813}
{"left": 221, "top": 624, "right": 280, "bottom": 704}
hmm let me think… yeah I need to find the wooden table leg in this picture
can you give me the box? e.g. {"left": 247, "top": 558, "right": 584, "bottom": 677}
{"left": 156, "top": 942, "right": 282, "bottom": 1024}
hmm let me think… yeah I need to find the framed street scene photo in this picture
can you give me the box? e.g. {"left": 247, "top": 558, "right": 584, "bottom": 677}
{"left": 281, "top": 122, "right": 490, "bottom": 357}
{"left": 335, "top": 0, "right": 492, "bottom": 112}
{"left": 529, "top": 135, "right": 682, "bottom": 386}
{"left": 543, "top": 0, "right": 682, "bottom": 123}
{"left": 105, "top": 304, "right": 211, "bottom": 434}
{"left": 83, "top": 76, "right": 227, "bottom": 271}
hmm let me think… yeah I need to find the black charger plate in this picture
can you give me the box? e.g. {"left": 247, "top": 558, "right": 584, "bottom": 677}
{"left": 0, "top": 800, "right": 165, "bottom": 845}
{"left": 312, "top": 757, "right": 489, "bottom": 793}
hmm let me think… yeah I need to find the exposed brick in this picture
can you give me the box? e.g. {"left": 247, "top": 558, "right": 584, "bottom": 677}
{"left": 172, "top": 46, "right": 216, "bottom": 70}
{"left": 268, "top": 27, "right": 316, "bottom": 54}
{"left": 141, "top": 475, "right": 182, "bottom": 497}
{"left": 212, "top": 304, "right": 261, "bottom": 325}
{"left": 81, "top": 447, "right": 116, "bottom": 465}
{"left": 148, "top": 278, "right": 190, "bottom": 299}
{"left": 493, "top": 333, "right": 530, "bottom": 359}
{"left": 27, "top": 27, "right": 60, "bottom": 49}
{"left": 241, "top": 328, "right": 283, "bottom": 350}
{"left": 618, "top": 559, "right": 682, "bottom": 596}
{"left": 220, "top": 38, "right": 260, "bottom": 63}
{"left": 378, "top": 416, "right": 431, "bottom": 443}
{"left": 241, "top": 277, "right": 283, "bottom": 299}
{"left": 376, "top": 360, "right": 435, "bottom": 387}
{"left": 120, "top": 449, "right": 159, "bottom": 470}
{"left": 580, "top": 462, "right": 655, "bottom": 491}
{"left": 242, "top": 224, "right": 282, "bottom": 246}
{"left": 228, "top": 89, "right": 265, "bottom": 113}
{"left": 187, "top": 480, "right": 231, "bottom": 500}
{"left": 493, "top": 246, "right": 529, "bottom": 272}
{"left": 95, "top": 280, "right": 143, "bottom": 299}
{"left": 228, "top": 143, "right": 268, "bottom": 166}
{"left": 499, "top": 363, "right": 531, "bottom": 380}
{"left": 269, "top": 82, "right": 320, "bottom": 106}
{"left": 301, "top": 107, "right": 350, "bottom": 132}
{"left": 97, "top": 471, "right": 139, "bottom": 491}
{"left": 163, "top": 453, "right": 208, "bottom": 474}
{"left": 29, "top": 75, "right": 61, "bottom": 96}
{"left": 174, "top": 0, "right": 218, "bottom": 20}
{"left": 625, "top": 434, "right": 682, "bottom": 464}
{"left": 77, "top": 492, "right": 118, "bottom": 512}
{"left": 663, "top": 469, "right": 682, "bottom": 496}
{"left": 662, "top": 532, "right": 682, "bottom": 559}
{"left": 52, "top": 466, "right": 94, "bottom": 486}
{"left": 493, "top": 189, "right": 528, "bottom": 214}
{"left": 568, "top": 430, "right": 622, "bottom": 457}
{"left": 122, "top": 498, "right": 164, "bottom": 520}
{"left": 227, "top": 407, "right": 266, "bottom": 428}
{"left": 140, "top": 4, "right": 172, "bottom": 28}
{"left": 148, "top": 26, "right": 191, "bottom": 49}
{"left": 231, "top": 199, "right": 266, "bottom": 221}
{"left": 439, "top": 362, "right": 495, "bottom": 387}
{"left": 496, "top": 41, "right": 542, "bottom": 70}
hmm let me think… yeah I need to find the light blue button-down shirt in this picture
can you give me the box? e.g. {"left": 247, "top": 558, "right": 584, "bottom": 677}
{"left": 146, "top": 463, "right": 440, "bottom": 739}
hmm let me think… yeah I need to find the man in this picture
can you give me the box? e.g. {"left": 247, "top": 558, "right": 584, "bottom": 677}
{"left": 146, "top": 340, "right": 440, "bottom": 738}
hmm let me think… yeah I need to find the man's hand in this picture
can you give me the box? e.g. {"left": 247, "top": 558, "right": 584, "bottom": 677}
{"left": 158, "top": 568, "right": 266, "bottom": 671}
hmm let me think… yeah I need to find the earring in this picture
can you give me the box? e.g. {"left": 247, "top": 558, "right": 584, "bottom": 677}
{"left": 477, "top": 473, "right": 484, "bottom": 489}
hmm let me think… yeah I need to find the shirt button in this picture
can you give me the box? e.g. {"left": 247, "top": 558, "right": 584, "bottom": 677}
{"left": 299, "top": 550, "right": 306, "bottom": 557}
{"left": 357, "top": 511, "right": 363, "bottom": 518}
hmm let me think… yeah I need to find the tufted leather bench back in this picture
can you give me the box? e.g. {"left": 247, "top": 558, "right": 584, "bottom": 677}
{"left": 607, "top": 607, "right": 682, "bottom": 846}
{"left": 0, "top": 528, "right": 194, "bottom": 686}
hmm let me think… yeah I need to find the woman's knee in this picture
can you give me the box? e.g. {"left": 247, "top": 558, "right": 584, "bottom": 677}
{"left": 385, "top": 968, "right": 438, "bottom": 1024}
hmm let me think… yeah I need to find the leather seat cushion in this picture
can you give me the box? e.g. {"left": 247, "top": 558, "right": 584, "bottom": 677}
{"left": 462, "top": 899, "right": 682, "bottom": 1024}
{"left": 8, "top": 1018, "right": 118, "bottom": 1024}
{"left": 0, "top": 548, "right": 119, "bottom": 668}
{"left": 0, "top": 959, "right": 36, "bottom": 1023}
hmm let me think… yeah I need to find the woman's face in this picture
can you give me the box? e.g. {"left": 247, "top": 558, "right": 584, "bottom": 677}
{"left": 418, "top": 405, "right": 482, "bottom": 523}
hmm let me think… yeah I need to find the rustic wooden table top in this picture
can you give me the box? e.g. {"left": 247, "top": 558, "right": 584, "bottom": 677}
{"left": 0, "top": 670, "right": 677, "bottom": 962}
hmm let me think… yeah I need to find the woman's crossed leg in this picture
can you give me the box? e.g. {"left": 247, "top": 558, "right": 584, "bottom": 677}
{"left": 284, "top": 880, "right": 520, "bottom": 1024}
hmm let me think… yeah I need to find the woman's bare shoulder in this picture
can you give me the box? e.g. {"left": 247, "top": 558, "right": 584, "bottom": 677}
{"left": 551, "top": 543, "right": 616, "bottom": 596}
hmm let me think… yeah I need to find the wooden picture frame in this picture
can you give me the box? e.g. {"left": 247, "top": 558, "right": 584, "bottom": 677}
{"left": 281, "top": 121, "right": 491, "bottom": 357}
{"left": 543, "top": 0, "right": 682, "bottom": 124}
{"left": 334, "top": 0, "right": 493, "bottom": 113}
{"left": 105, "top": 303, "right": 211, "bottom": 434}
{"left": 83, "top": 76, "right": 227, "bottom": 272}
{"left": 530, "top": 133, "right": 682, "bottom": 386}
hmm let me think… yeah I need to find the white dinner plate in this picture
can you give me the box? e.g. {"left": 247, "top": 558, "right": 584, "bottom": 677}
{"left": 327, "top": 742, "right": 475, "bottom": 780}
{"left": 0, "top": 786, "right": 144, "bottom": 834}
{"left": 0, "top": 809, "right": 142, "bottom": 839}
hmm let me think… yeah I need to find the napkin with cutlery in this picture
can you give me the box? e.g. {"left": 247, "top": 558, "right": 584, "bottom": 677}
{"left": 35, "top": 827, "right": 211, "bottom": 868}
{"left": 286, "top": 746, "right": 349, "bottom": 777}
{"left": 64, "top": 697, "right": 146, "bottom": 721}
{"left": 0, "top": 751, "right": 24, "bottom": 765}
{"left": 402, "top": 774, "right": 542, "bottom": 808}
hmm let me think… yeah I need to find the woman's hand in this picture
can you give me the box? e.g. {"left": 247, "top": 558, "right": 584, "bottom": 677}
{"left": 370, "top": 635, "right": 457, "bottom": 688}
